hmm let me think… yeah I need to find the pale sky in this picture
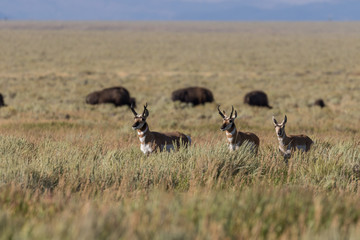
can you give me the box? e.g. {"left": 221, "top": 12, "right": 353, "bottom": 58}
{"left": 0, "top": 0, "right": 358, "bottom": 20}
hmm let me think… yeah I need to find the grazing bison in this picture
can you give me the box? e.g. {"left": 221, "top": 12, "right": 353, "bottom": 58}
{"left": 244, "top": 90, "right": 272, "bottom": 109}
{"left": 314, "top": 99, "right": 326, "bottom": 108}
{"left": 171, "top": 87, "right": 214, "bottom": 106}
{"left": 86, "top": 87, "right": 136, "bottom": 107}
{"left": 0, "top": 93, "right": 6, "bottom": 107}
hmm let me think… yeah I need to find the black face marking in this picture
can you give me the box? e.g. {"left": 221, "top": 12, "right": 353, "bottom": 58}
{"left": 220, "top": 120, "right": 233, "bottom": 131}
{"left": 132, "top": 116, "right": 146, "bottom": 130}
{"left": 276, "top": 125, "right": 285, "bottom": 137}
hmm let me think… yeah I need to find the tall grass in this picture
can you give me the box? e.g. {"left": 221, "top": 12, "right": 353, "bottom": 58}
{"left": 1, "top": 136, "right": 359, "bottom": 192}
{"left": 0, "top": 134, "right": 359, "bottom": 239}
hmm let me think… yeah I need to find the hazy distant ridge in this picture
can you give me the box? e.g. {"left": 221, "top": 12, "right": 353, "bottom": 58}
{"left": 1, "top": 0, "right": 360, "bottom": 20}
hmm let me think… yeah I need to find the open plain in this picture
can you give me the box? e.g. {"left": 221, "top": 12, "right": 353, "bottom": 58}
{"left": 0, "top": 22, "right": 360, "bottom": 239}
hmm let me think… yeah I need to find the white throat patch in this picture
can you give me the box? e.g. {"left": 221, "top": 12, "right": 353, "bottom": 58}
{"left": 226, "top": 126, "right": 236, "bottom": 144}
{"left": 139, "top": 135, "right": 146, "bottom": 143}
{"left": 137, "top": 125, "right": 148, "bottom": 135}
{"left": 226, "top": 127, "right": 236, "bottom": 136}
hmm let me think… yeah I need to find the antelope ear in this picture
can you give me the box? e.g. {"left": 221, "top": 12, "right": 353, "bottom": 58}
{"left": 281, "top": 115, "right": 287, "bottom": 125}
{"left": 143, "top": 109, "right": 149, "bottom": 119}
{"left": 233, "top": 110, "right": 237, "bottom": 119}
{"left": 272, "top": 116, "right": 278, "bottom": 126}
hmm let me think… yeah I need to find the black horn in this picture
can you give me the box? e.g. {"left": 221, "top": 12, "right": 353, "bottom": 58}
{"left": 230, "top": 106, "right": 234, "bottom": 118}
{"left": 130, "top": 103, "right": 138, "bottom": 116}
{"left": 217, "top": 105, "right": 226, "bottom": 118}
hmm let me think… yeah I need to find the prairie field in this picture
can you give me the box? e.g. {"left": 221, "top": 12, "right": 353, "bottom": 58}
{"left": 0, "top": 21, "right": 360, "bottom": 239}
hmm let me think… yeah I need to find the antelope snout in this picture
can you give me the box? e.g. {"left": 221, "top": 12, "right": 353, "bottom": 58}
{"left": 132, "top": 122, "right": 139, "bottom": 130}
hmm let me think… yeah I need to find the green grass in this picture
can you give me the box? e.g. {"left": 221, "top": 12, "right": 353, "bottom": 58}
{"left": 0, "top": 22, "right": 360, "bottom": 239}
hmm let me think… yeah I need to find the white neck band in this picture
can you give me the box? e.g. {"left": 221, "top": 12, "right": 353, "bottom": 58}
{"left": 137, "top": 125, "right": 148, "bottom": 135}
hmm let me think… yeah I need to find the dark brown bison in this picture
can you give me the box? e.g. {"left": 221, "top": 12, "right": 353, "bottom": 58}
{"left": 171, "top": 87, "right": 214, "bottom": 106}
{"left": 244, "top": 90, "right": 272, "bottom": 109}
{"left": 0, "top": 93, "right": 6, "bottom": 107}
{"left": 86, "top": 87, "right": 136, "bottom": 107}
{"left": 314, "top": 99, "right": 326, "bottom": 108}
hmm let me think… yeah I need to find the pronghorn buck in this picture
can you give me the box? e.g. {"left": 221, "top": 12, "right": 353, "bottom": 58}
{"left": 272, "top": 115, "right": 313, "bottom": 160}
{"left": 131, "top": 103, "right": 191, "bottom": 155}
{"left": 217, "top": 105, "right": 260, "bottom": 151}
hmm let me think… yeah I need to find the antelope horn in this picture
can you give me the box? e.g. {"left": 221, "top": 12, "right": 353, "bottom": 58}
{"left": 142, "top": 103, "right": 149, "bottom": 118}
{"left": 130, "top": 103, "right": 138, "bottom": 116}
{"left": 217, "top": 105, "right": 226, "bottom": 118}
{"left": 230, "top": 105, "right": 234, "bottom": 119}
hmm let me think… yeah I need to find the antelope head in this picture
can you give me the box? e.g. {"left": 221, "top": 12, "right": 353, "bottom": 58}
{"left": 272, "top": 115, "right": 287, "bottom": 138}
{"left": 131, "top": 103, "right": 149, "bottom": 130}
{"left": 218, "top": 105, "right": 237, "bottom": 131}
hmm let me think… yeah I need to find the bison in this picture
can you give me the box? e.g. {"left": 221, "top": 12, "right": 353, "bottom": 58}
{"left": 171, "top": 87, "right": 214, "bottom": 106}
{"left": 314, "top": 99, "right": 326, "bottom": 108}
{"left": 244, "top": 90, "right": 272, "bottom": 109}
{"left": 86, "top": 87, "right": 136, "bottom": 107}
{"left": 0, "top": 93, "right": 6, "bottom": 107}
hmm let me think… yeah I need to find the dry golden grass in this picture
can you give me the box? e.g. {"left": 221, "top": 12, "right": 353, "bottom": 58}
{"left": 0, "top": 22, "right": 359, "bottom": 239}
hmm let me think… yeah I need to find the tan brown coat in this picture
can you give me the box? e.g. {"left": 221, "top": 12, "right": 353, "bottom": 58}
{"left": 225, "top": 123, "right": 260, "bottom": 151}
{"left": 218, "top": 105, "right": 259, "bottom": 152}
{"left": 131, "top": 103, "right": 191, "bottom": 155}
{"left": 273, "top": 115, "right": 313, "bottom": 160}
{"left": 137, "top": 123, "right": 190, "bottom": 154}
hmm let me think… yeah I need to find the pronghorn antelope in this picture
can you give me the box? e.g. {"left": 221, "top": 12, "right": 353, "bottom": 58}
{"left": 217, "top": 105, "right": 260, "bottom": 151}
{"left": 131, "top": 103, "right": 191, "bottom": 155}
{"left": 272, "top": 115, "right": 313, "bottom": 160}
